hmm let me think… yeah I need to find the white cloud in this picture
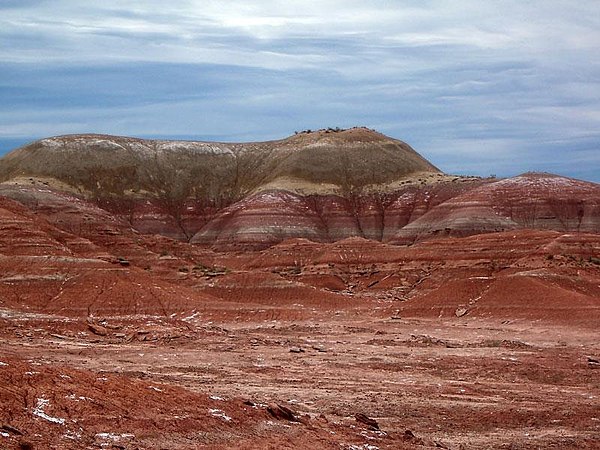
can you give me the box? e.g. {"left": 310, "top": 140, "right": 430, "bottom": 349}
{"left": 0, "top": 1, "right": 599, "bottom": 180}
{"left": 1, "top": 1, "right": 597, "bottom": 68}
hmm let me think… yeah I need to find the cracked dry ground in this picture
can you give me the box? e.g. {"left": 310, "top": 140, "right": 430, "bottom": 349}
{"left": 1, "top": 311, "right": 599, "bottom": 449}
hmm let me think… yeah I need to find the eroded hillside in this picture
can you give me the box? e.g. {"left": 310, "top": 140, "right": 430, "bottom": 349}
{"left": 1, "top": 129, "right": 598, "bottom": 249}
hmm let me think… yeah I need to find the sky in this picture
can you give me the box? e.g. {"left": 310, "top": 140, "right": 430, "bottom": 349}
{"left": 1, "top": 1, "right": 599, "bottom": 181}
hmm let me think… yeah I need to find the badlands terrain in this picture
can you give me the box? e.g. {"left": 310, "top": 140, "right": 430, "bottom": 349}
{"left": 0, "top": 128, "right": 599, "bottom": 449}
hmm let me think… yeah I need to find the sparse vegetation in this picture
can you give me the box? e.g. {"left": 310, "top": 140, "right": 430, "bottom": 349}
{"left": 294, "top": 126, "right": 376, "bottom": 135}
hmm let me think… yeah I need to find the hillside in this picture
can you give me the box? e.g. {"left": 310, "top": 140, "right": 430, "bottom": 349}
{"left": 390, "top": 172, "right": 600, "bottom": 244}
{"left": 0, "top": 127, "right": 439, "bottom": 201}
{"left": 0, "top": 128, "right": 446, "bottom": 243}
{"left": 0, "top": 129, "right": 599, "bottom": 249}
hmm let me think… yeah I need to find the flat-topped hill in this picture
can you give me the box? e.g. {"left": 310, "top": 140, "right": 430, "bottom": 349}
{"left": 0, "top": 129, "right": 598, "bottom": 248}
{"left": 0, "top": 128, "right": 440, "bottom": 201}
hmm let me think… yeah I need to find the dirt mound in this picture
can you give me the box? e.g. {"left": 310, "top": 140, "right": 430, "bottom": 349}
{"left": 0, "top": 253, "right": 225, "bottom": 317}
{"left": 190, "top": 178, "right": 485, "bottom": 250}
{"left": 394, "top": 230, "right": 600, "bottom": 326}
{"left": 0, "top": 129, "right": 438, "bottom": 212}
{"left": 0, "top": 195, "right": 100, "bottom": 258}
{"left": 268, "top": 127, "right": 440, "bottom": 189}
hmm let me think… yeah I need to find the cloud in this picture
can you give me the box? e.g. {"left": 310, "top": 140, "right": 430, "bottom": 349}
{"left": 0, "top": 1, "right": 599, "bottom": 181}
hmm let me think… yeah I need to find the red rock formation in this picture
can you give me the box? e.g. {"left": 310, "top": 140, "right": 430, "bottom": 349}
{"left": 190, "top": 179, "right": 487, "bottom": 250}
{"left": 0, "top": 196, "right": 76, "bottom": 257}
{"left": 390, "top": 173, "right": 600, "bottom": 244}
{"left": 3, "top": 132, "right": 598, "bottom": 249}
{"left": 191, "top": 190, "right": 328, "bottom": 249}
{"left": 0, "top": 129, "right": 448, "bottom": 247}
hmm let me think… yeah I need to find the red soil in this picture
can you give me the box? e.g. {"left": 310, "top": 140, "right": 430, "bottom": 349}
{"left": 0, "top": 185, "right": 598, "bottom": 448}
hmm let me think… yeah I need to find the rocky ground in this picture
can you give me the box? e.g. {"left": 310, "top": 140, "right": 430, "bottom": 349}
{"left": 1, "top": 309, "right": 599, "bottom": 449}
{"left": 1, "top": 217, "right": 598, "bottom": 448}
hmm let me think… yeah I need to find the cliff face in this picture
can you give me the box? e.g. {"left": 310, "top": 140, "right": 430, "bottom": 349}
{"left": 0, "top": 130, "right": 599, "bottom": 249}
